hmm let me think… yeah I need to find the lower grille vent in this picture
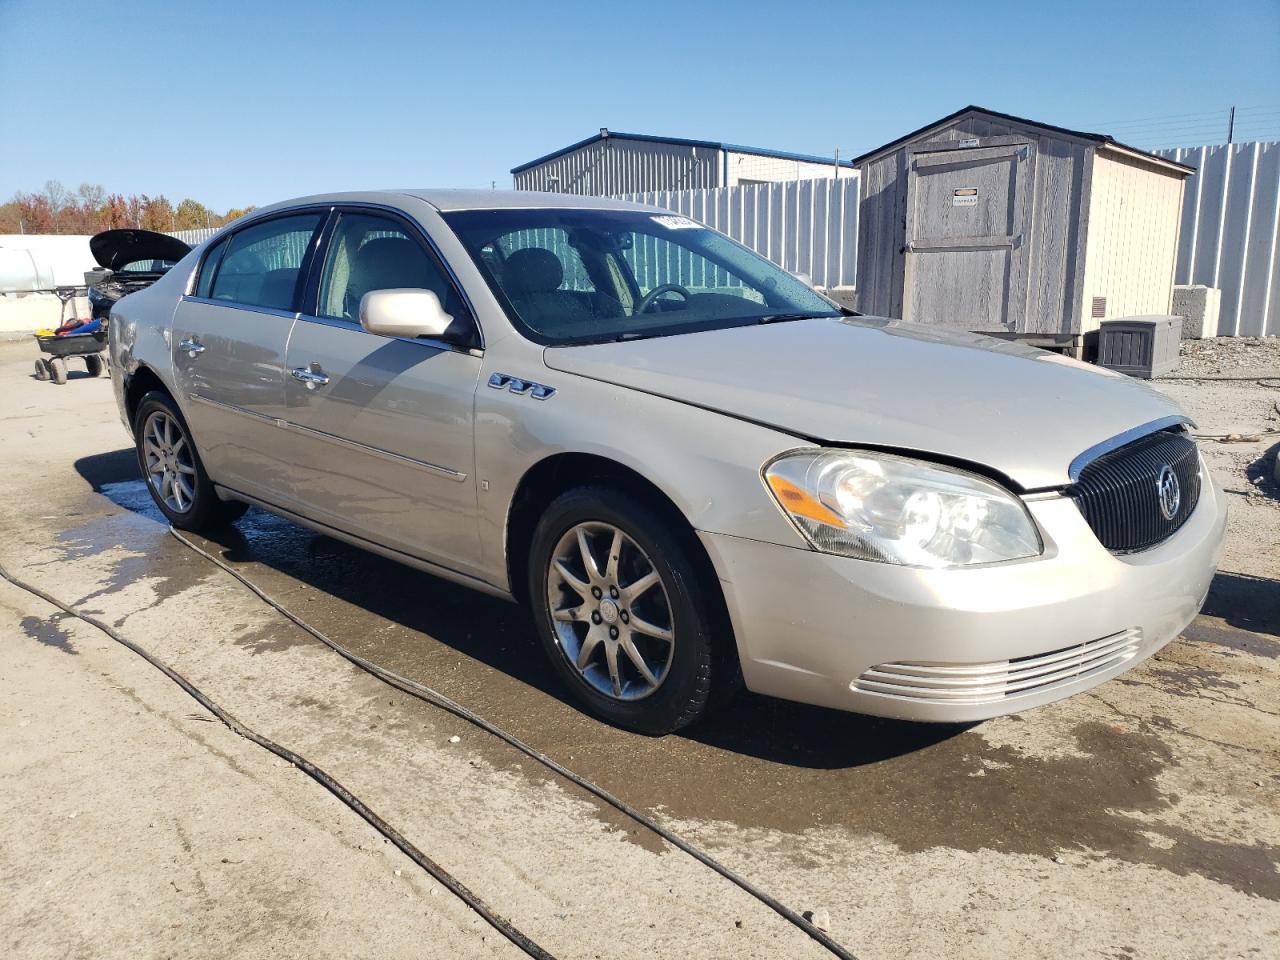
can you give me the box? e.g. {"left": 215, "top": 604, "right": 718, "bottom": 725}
{"left": 852, "top": 629, "right": 1143, "bottom": 705}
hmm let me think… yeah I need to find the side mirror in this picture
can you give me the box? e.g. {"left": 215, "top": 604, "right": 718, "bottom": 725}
{"left": 359, "top": 289, "right": 454, "bottom": 340}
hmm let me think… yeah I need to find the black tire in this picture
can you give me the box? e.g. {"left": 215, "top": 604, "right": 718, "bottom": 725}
{"left": 49, "top": 357, "right": 67, "bottom": 385}
{"left": 528, "top": 485, "right": 731, "bottom": 735}
{"left": 132, "top": 390, "right": 248, "bottom": 531}
{"left": 85, "top": 354, "right": 104, "bottom": 377}
{"left": 33, "top": 358, "right": 49, "bottom": 381}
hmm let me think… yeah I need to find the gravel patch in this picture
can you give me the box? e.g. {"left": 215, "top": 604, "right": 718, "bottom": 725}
{"left": 1167, "top": 336, "right": 1280, "bottom": 380}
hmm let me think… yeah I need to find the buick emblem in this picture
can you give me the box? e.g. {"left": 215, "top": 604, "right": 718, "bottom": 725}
{"left": 1157, "top": 465, "right": 1181, "bottom": 520}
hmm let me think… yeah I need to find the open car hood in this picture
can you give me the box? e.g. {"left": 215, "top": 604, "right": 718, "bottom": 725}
{"left": 544, "top": 316, "right": 1188, "bottom": 491}
{"left": 89, "top": 229, "right": 191, "bottom": 272}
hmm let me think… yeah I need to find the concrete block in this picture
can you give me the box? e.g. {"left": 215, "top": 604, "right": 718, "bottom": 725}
{"left": 818, "top": 286, "right": 858, "bottom": 311}
{"left": 1172, "top": 285, "right": 1221, "bottom": 339}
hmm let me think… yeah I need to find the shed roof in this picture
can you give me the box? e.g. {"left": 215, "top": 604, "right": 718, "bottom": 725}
{"left": 848, "top": 105, "right": 1196, "bottom": 175}
{"left": 510, "top": 130, "right": 856, "bottom": 175}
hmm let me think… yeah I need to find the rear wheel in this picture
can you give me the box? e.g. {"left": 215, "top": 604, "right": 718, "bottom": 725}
{"left": 49, "top": 357, "right": 67, "bottom": 385}
{"left": 133, "top": 391, "right": 247, "bottom": 530}
{"left": 33, "top": 358, "right": 49, "bottom": 381}
{"left": 528, "top": 485, "right": 726, "bottom": 734}
{"left": 85, "top": 354, "right": 104, "bottom": 377}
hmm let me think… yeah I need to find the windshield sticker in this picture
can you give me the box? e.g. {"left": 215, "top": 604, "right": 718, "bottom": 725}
{"left": 652, "top": 215, "right": 701, "bottom": 230}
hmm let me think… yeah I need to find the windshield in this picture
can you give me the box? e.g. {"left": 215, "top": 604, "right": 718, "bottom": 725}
{"left": 442, "top": 208, "right": 841, "bottom": 344}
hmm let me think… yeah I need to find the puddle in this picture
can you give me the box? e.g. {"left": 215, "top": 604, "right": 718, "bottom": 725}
{"left": 20, "top": 614, "right": 76, "bottom": 654}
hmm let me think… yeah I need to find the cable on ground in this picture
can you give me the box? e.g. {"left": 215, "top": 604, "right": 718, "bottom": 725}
{"left": 169, "top": 527, "right": 861, "bottom": 960}
{"left": 0, "top": 556, "right": 557, "bottom": 960}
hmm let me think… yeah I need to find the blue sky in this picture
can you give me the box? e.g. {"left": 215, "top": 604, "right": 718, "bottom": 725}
{"left": 2, "top": 0, "right": 1278, "bottom": 211}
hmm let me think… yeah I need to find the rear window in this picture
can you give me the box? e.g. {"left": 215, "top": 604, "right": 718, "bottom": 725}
{"left": 117, "top": 258, "right": 179, "bottom": 273}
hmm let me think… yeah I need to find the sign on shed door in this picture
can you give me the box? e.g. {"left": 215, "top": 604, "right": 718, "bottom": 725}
{"left": 903, "top": 142, "right": 1033, "bottom": 332}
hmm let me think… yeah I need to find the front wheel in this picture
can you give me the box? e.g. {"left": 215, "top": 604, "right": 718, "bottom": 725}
{"left": 528, "top": 485, "right": 728, "bottom": 734}
{"left": 133, "top": 391, "right": 248, "bottom": 530}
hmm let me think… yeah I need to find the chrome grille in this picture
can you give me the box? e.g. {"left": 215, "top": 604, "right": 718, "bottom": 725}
{"left": 1068, "top": 429, "right": 1201, "bottom": 553}
{"left": 853, "top": 629, "right": 1143, "bottom": 705}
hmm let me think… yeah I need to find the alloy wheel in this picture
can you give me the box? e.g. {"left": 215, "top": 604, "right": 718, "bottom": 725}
{"left": 546, "top": 521, "right": 676, "bottom": 701}
{"left": 142, "top": 410, "right": 197, "bottom": 513}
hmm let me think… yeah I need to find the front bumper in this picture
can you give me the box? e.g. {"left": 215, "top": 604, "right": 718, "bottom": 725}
{"left": 699, "top": 478, "right": 1227, "bottom": 722}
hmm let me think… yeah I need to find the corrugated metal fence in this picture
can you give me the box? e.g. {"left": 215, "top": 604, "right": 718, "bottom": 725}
{"left": 1157, "top": 141, "right": 1280, "bottom": 336}
{"left": 616, "top": 178, "right": 859, "bottom": 289}
{"left": 170, "top": 227, "right": 220, "bottom": 246}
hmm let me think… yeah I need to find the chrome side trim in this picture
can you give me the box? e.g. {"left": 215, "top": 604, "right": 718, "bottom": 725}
{"left": 188, "top": 393, "right": 467, "bottom": 482}
{"left": 181, "top": 295, "right": 300, "bottom": 321}
{"left": 1067, "top": 415, "right": 1194, "bottom": 482}
{"left": 282, "top": 420, "right": 468, "bottom": 482}
{"left": 188, "top": 392, "right": 279, "bottom": 425}
{"left": 213, "top": 484, "right": 510, "bottom": 600}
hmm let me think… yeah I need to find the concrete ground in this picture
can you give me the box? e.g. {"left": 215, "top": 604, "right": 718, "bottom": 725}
{"left": 1, "top": 337, "right": 1277, "bottom": 959}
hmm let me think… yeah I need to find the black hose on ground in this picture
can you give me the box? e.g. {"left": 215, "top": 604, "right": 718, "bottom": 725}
{"left": 0, "top": 557, "right": 556, "bottom": 960}
{"left": 169, "top": 528, "right": 862, "bottom": 960}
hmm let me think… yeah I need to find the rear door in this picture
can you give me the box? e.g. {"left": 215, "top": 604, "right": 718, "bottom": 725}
{"left": 280, "top": 208, "right": 485, "bottom": 576}
{"left": 171, "top": 210, "right": 326, "bottom": 505}
{"left": 904, "top": 142, "right": 1034, "bottom": 332}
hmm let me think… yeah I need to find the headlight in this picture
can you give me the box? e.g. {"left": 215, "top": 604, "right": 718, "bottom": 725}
{"left": 764, "top": 450, "right": 1042, "bottom": 567}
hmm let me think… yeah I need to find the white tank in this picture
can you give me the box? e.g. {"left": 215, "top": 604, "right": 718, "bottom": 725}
{"left": 0, "top": 235, "right": 95, "bottom": 293}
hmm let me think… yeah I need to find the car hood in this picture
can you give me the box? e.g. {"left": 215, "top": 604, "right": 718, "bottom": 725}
{"left": 543, "top": 316, "right": 1189, "bottom": 490}
{"left": 90, "top": 229, "right": 191, "bottom": 272}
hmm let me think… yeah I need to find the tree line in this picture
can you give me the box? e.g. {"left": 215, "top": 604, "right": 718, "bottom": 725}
{"left": 0, "top": 181, "right": 255, "bottom": 235}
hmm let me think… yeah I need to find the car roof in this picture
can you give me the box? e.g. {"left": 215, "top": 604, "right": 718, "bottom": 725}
{"left": 250, "top": 189, "right": 668, "bottom": 217}
{"left": 400, "top": 188, "right": 667, "bottom": 213}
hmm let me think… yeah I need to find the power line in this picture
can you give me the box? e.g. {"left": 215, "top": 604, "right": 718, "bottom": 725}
{"left": 1089, "top": 103, "right": 1279, "bottom": 127}
{"left": 1088, "top": 108, "right": 1232, "bottom": 126}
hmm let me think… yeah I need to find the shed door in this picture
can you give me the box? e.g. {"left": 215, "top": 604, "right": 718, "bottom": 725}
{"left": 903, "top": 143, "right": 1034, "bottom": 332}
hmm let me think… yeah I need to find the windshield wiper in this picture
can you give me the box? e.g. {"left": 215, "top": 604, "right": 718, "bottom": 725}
{"left": 757, "top": 313, "right": 823, "bottom": 325}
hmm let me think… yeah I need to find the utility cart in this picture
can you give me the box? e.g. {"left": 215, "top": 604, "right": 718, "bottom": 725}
{"left": 32, "top": 286, "right": 106, "bottom": 385}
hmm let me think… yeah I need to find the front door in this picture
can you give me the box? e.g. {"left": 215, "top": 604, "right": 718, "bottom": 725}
{"left": 172, "top": 211, "right": 325, "bottom": 504}
{"left": 904, "top": 142, "right": 1034, "bottom": 332}
{"left": 281, "top": 210, "right": 484, "bottom": 576}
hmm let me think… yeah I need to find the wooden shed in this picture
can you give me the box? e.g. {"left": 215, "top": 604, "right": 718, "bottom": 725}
{"left": 852, "top": 106, "right": 1195, "bottom": 353}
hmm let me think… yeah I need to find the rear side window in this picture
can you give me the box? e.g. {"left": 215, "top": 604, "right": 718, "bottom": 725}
{"left": 209, "top": 213, "right": 323, "bottom": 311}
{"left": 195, "top": 236, "right": 229, "bottom": 298}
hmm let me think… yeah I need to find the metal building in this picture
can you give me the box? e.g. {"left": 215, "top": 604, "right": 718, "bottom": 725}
{"left": 853, "top": 106, "right": 1194, "bottom": 353}
{"left": 511, "top": 129, "right": 854, "bottom": 195}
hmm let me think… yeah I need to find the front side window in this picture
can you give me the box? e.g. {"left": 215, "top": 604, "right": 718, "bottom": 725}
{"left": 316, "top": 212, "right": 460, "bottom": 324}
{"left": 208, "top": 213, "right": 323, "bottom": 311}
{"left": 442, "top": 209, "right": 839, "bottom": 344}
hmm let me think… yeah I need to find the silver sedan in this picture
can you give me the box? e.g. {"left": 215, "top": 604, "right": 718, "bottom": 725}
{"left": 108, "top": 190, "right": 1227, "bottom": 734}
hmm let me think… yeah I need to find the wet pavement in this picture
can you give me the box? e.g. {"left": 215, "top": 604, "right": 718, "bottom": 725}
{"left": 4, "top": 339, "right": 1278, "bottom": 958}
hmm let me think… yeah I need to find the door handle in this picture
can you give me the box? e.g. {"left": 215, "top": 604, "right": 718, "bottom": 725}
{"left": 291, "top": 364, "right": 330, "bottom": 389}
{"left": 178, "top": 338, "right": 205, "bottom": 357}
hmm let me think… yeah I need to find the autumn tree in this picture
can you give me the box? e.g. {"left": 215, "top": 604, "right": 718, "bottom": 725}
{"left": 3, "top": 181, "right": 250, "bottom": 234}
{"left": 174, "top": 198, "right": 213, "bottom": 230}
